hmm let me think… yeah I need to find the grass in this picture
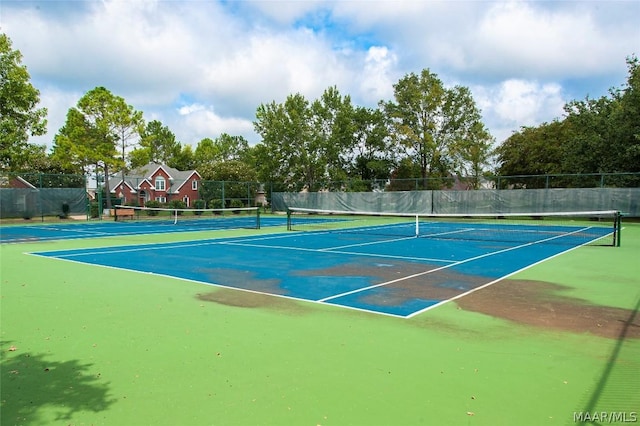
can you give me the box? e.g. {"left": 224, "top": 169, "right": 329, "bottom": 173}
{"left": 1, "top": 222, "right": 638, "bottom": 425}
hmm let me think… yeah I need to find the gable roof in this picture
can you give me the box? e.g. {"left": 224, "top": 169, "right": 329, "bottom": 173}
{"left": 108, "top": 163, "right": 200, "bottom": 193}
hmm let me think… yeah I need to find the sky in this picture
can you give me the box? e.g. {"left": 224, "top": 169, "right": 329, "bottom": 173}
{"left": 2, "top": 0, "right": 639, "bottom": 151}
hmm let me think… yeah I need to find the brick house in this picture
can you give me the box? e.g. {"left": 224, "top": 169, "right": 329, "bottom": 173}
{"left": 109, "top": 163, "right": 201, "bottom": 207}
{"left": 6, "top": 176, "right": 37, "bottom": 189}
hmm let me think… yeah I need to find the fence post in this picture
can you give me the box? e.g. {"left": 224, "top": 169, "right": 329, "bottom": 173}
{"left": 39, "top": 173, "right": 44, "bottom": 222}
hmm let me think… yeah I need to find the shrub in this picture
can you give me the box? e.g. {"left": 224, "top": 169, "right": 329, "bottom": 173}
{"left": 209, "top": 199, "right": 224, "bottom": 209}
{"left": 90, "top": 202, "right": 100, "bottom": 218}
{"left": 144, "top": 200, "right": 161, "bottom": 216}
{"left": 229, "top": 199, "right": 244, "bottom": 213}
{"left": 193, "top": 199, "right": 205, "bottom": 215}
{"left": 168, "top": 199, "right": 187, "bottom": 215}
{"left": 60, "top": 202, "right": 70, "bottom": 219}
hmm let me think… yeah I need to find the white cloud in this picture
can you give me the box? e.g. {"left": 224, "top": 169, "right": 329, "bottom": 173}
{"left": 358, "top": 46, "right": 397, "bottom": 104}
{"left": 175, "top": 103, "right": 256, "bottom": 144}
{"left": 3, "top": 0, "right": 637, "bottom": 152}
{"left": 470, "top": 2, "right": 605, "bottom": 77}
{"left": 494, "top": 80, "right": 565, "bottom": 125}
{"left": 474, "top": 79, "right": 566, "bottom": 143}
{"left": 178, "top": 104, "right": 206, "bottom": 116}
{"left": 199, "top": 27, "right": 343, "bottom": 111}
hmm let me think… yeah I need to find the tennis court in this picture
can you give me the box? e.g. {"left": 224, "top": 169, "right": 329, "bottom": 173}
{"left": 28, "top": 211, "right": 618, "bottom": 317}
{"left": 2, "top": 210, "right": 638, "bottom": 426}
{"left": 0, "top": 209, "right": 280, "bottom": 243}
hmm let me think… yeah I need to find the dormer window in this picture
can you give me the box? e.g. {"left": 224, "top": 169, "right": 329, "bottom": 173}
{"left": 155, "top": 176, "right": 166, "bottom": 191}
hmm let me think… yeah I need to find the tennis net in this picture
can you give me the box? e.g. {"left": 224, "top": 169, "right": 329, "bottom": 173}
{"left": 114, "top": 205, "right": 261, "bottom": 229}
{"left": 286, "top": 207, "right": 622, "bottom": 246}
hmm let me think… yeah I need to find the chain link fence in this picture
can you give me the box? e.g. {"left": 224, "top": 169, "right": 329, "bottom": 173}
{"left": 3, "top": 172, "right": 638, "bottom": 220}
{"left": 1, "top": 173, "right": 88, "bottom": 220}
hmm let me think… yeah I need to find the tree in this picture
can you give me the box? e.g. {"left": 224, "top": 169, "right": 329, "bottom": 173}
{"left": 51, "top": 109, "right": 96, "bottom": 175}
{"left": 171, "top": 144, "right": 196, "bottom": 170}
{"left": 194, "top": 138, "right": 218, "bottom": 167}
{"left": 309, "top": 86, "right": 356, "bottom": 185}
{"left": 494, "top": 121, "right": 567, "bottom": 188}
{"left": 130, "top": 120, "right": 179, "bottom": 168}
{"left": 0, "top": 33, "right": 48, "bottom": 171}
{"left": 382, "top": 69, "right": 492, "bottom": 188}
{"left": 563, "top": 55, "right": 640, "bottom": 177}
{"left": 214, "top": 133, "right": 250, "bottom": 162}
{"left": 254, "top": 93, "right": 314, "bottom": 190}
{"left": 51, "top": 87, "right": 142, "bottom": 209}
{"left": 443, "top": 86, "right": 494, "bottom": 188}
{"left": 612, "top": 55, "right": 640, "bottom": 174}
{"left": 454, "top": 121, "right": 495, "bottom": 189}
{"left": 253, "top": 87, "right": 360, "bottom": 190}
{"left": 345, "top": 106, "right": 394, "bottom": 188}
{"left": 198, "top": 160, "right": 258, "bottom": 208}
{"left": 111, "top": 97, "right": 144, "bottom": 191}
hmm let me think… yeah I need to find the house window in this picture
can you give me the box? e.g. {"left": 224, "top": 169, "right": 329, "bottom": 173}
{"left": 192, "top": 180, "right": 198, "bottom": 190}
{"left": 155, "top": 196, "right": 166, "bottom": 203}
{"left": 183, "top": 196, "right": 190, "bottom": 207}
{"left": 155, "top": 176, "right": 166, "bottom": 191}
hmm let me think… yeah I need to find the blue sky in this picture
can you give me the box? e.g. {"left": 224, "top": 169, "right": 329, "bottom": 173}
{"left": 2, "top": 0, "right": 638, "bottom": 150}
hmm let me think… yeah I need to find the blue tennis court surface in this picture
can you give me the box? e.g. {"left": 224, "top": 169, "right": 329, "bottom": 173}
{"left": 28, "top": 221, "right": 614, "bottom": 318}
{"left": 0, "top": 216, "right": 285, "bottom": 243}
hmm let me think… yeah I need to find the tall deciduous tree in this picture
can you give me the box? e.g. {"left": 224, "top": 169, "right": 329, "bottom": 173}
{"left": 382, "top": 69, "right": 492, "bottom": 188}
{"left": 309, "top": 86, "right": 356, "bottom": 185}
{"left": 130, "top": 120, "right": 180, "bottom": 168}
{"left": 494, "top": 121, "right": 568, "bottom": 188}
{"left": 612, "top": 56, "right": 640, "bottom": 173}
{"left": 0, "top": 33, "right": 48, "bottom": 171}
{"left": 171, "top": 144, "right": 196, "bottom": 171}
{"left": 346, "top": 106, "right": 394, "bottom": 185}
{"left": 214, "top": 133, "right": 250, "bottom": 162}
{"left": 254, "top": 87, "right": 358, "bottom": 190}
{"left": 254, "top": 93, "right": 314, "bottom": 189}
{"left": 564, "top": 55, "right": 640, "bottom": 176}
{"left": 194, "top": 138, "right": 218, "bottom": 167}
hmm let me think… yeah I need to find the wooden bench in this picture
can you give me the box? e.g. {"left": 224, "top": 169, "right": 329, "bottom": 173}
{"left": 114, "top": 208, "right": 135, "bottom": 221}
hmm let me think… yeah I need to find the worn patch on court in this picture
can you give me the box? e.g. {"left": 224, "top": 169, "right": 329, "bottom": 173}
{"left": 457, "top": 279, "right": 640, "bottom": 340}
{"left": 196, "top": 288, "right": 310, "bottom": 315}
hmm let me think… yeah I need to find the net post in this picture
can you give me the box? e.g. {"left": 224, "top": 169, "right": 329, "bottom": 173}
{"left": 615, "top": 211, "right": 622, "bottom": 247}
{"left": 286, "top": 208, "right": 292, "bottom": 231}
{"left": 415, "top": 214, "right": 419, "bottom": 237}
{"left": 173, "top": 209, "right": 178, "bottom": 225}
{"left": 256, "top": 207, "right": 261, "bottom": 230}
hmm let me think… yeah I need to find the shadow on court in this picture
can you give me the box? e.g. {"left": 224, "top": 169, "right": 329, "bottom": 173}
{"left": 575, "top": 296, "right": 640, "bottom": 424}
{"left": 0, "top": 345, "right": 116, "bottom": 425}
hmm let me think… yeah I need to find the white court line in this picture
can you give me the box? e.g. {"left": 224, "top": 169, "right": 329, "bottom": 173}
{"left": 30, "top": 239, "right": 225, "bottom": 257}
{"left": 219, "top": 240, "right": 456, "bottom": 264}
{"left": 318, "top": 235, "right": 418, "bottom": 251}
{"left": 25, "top": 232, "right": 324, "bottom": 257}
